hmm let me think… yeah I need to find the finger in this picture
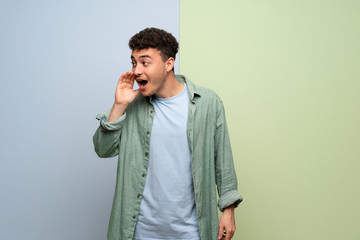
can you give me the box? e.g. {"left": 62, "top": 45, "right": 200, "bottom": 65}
{"left": 133, "top": 89, "right": 140, "bottom": 95}
{"left": 125, "top": 72, "right": 134, "bottom": 83}
{"left": 123, "top": 71, "right": 132, "bottom": 83}
{"left": 118, "top": 74, "right": 124, "bottom": 83}
{"left": 118, "top": 73, "right": 127, "bottom": 84}
{"left": 225, "top": 227, "right": 235, "bottom": 240}
{"left": 120, "top": 71, "right": 131, "bottom": 80}
{"left": 129, "top": 72, "right": 136, "bottom": 82}
{"left": 118, "top": 72, "right": 134, "bottom": 87}
{"left": 218, "top": 225, "right": 224, "bottom": 240}
{"left": 127, "top": 72, "right": 137, "bottom": 85}
{"left": 225, "top": 232, "right": 231, "bottom": 240}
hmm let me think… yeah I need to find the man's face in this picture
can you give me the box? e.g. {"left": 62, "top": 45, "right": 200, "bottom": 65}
{"left": 131, "top": 48, "right": 170, "bottom": 97}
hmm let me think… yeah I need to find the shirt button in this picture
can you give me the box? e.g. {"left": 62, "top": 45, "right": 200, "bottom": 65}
{"left": 146, "top": 131, "right": 150, "bottom": 135}
{"left": 150, "top": 110, "right": 153, "bottom": 114}
{"left": 145, "top": 152, "right": 148, "bottom": 157}
{"left": 137, "top": 194, "right": 141, "bottom": 198}
{"left": 132, "top": 216, "right": 136, "bottom": 219}
{"left": 142, "top": 174, "right": 145, "bottom": 177}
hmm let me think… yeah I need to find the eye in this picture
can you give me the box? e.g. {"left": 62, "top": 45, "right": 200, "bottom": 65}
{"left": 131, "top": 62, "right": 136, "bottom": 67}
{"left": 142, "top": 61, "right": 149, "bottom": 66}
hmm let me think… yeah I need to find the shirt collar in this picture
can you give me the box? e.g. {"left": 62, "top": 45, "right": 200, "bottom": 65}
{"left": 146, "top": 74, "right": 201, "bottom": 103}
{"left": 175, "top": 74, "right": 201, "bottom": 103}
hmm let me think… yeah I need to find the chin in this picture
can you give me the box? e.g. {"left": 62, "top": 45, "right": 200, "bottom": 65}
{"left": 139, "top": 91, "right": 151, "bottom": 97}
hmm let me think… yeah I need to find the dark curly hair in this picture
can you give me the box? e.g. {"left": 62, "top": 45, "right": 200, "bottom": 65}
{"left": 129, "top": 28, "right": 179, "bottom": 63}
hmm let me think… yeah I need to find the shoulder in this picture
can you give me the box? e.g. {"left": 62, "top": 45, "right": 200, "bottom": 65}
{"left": 191, "top": 82, "right": 224, "bottom": 109}
{"left": 196, "top": 85, "right": 220, "bottom": 100}
{"left": 181, "top": 75, "right": 221, "bottom": 101}
{"left": 179, "top": 74, "right": 225, "bottom": 111}
{"left": 189, "top": 86, "right": 225, "bottom": 122}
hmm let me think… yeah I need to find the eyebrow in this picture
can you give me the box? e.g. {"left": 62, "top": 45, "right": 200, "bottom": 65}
{"left": 131, "top": 55, "right": 152, "bottom": 60}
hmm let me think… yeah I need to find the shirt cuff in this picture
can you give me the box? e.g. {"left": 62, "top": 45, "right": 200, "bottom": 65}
{"left": 96, "top": 109, "right": 126, "bottom": 131}
{"left": 218, "top": 190, "right": 243, "bottom": 212}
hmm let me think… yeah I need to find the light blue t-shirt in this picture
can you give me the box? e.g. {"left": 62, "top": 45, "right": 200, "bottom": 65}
{"left": 133, "top": 83, "right": 200, "bottom": 240}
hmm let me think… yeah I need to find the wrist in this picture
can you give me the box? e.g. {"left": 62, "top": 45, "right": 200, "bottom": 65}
{"left": 109, "top": 103, "right": 128, "bottom": 122}
{"left": 113, "top": 102, "right": 129, "bottom": 109}
{"left": 224, "top": 204, "right": 235, "bottom": 212}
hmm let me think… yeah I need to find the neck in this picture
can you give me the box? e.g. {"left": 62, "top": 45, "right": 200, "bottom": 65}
{"left": 155, "top": 72, "right": 184, "bottom": 98}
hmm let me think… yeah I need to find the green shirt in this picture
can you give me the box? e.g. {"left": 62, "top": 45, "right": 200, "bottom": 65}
{"left": 93, "top": 75, "right": 242, "bottom": 240}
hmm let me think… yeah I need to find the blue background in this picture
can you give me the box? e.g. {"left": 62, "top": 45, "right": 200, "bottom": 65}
{"left": 0, "top": 1, "right": 179, "bottom": 239}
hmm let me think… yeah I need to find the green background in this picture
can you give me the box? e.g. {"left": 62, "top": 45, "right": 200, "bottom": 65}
{"left": 180, "top": 0, "right": 360, "bottom": 239}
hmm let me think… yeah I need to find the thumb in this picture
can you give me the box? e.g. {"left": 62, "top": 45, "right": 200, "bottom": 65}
{"left": 133, "top": 89, "right": 140, "bottom": 96}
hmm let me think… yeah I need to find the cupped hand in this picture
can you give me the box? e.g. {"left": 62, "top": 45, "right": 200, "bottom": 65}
{"left": 114, "top": 71, "right": 140, "bottom": 105}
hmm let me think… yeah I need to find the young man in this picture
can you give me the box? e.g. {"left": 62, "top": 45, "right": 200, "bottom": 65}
{"left": 93, "top": 28, "right": 242, "bottom": 240}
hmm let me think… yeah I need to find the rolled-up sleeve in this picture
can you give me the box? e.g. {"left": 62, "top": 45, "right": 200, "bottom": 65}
{"left": 93, "top": 109, "right": 126, "bottom": 158}
{"left": 214, "top": 99, "right": 243, "bottom": 211}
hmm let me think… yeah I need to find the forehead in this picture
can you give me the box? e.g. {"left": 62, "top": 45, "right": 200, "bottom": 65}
{"left": 131, "top": 48, "right": 161, "bottom": 60}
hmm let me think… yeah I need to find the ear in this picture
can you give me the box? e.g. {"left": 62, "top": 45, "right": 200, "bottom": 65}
{"left": 165, "top": 57, "right": 175, "bottom": 72}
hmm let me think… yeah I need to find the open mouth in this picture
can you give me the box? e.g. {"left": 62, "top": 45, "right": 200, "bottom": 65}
{"left": 138, "top": 80, "right": 148, "bottom": 87}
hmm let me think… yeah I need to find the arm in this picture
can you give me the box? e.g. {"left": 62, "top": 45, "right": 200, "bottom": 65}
{"left": 214, "top": 98, "right": 243, "bottom": 239}
{"left": 93, "top": 72, "right": 140, "bottom": 158}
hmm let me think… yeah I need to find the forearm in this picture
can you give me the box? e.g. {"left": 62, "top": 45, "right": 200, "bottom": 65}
{"left": 93, "top": 109, "right": 126, "bottom": 158}
{"left": 215, "top": 99, "right": 243, "bottom": 210}
{"left": 108, "top": 102, "right": 129, "bottom": 122}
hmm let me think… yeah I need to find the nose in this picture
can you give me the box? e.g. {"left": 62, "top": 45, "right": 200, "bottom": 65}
{"left": 133, "top": 64, "right": 142, "bottom": 76}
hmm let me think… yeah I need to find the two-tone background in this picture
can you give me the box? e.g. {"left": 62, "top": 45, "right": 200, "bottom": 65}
{"left": 1, "top": 0, "right": 359, "bottom": 239}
